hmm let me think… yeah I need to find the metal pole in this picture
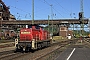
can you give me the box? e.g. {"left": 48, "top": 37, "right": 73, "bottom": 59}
{"left": 89, "top": 18, "right": 90, "bottom": 34}
{"left": 32, "top": 0, "right": 34, "bottom": 24}
{"left": 73, "top": 22, "right": 74, "bottom": 38}
{"left": 0, "top": 12, "right": 2, "bottom": 40}
{"left": 80, "top": 0, "right": 84, "bottom": 37}
{"left": 50, "top": 4, "right": 53, "bottom": 36}
{"left": 48, "top": 15, "right": 50, "bottom": 32}
{"left": 0, "top": 12, "right": 2, "bottom": 32}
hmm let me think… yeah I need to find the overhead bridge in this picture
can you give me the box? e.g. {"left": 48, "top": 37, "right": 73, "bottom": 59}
{"left": 0, "top": 19, "right": 89, "bottom": 25}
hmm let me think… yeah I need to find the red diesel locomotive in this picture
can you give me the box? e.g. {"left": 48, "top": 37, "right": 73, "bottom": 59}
{"left": 15, "top": 25, "right": 51, "bottom": 52}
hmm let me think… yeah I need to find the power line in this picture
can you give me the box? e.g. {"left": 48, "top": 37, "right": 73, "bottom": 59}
{"left": 85, "top": 0, "right": 90, "bottom": 15}
{"left": 3, "top": 0, "right": 32, "bottom": 19}
{"left": 52, "top": 0, "right": 73, "bottom": 18}
{"left": 10, "top": 6, "right": 31, "bottom": 14}
{"left": 54, "top": 0, "right": 71, "bottom": 13}
{"left": 14, "top": 12, "right": 31, "bottom": 20}
{"left": 24, "top": 0, "right": 31, "bottom": 5}
{"left": 41, "top": 0, "right": 64, "bottom": 18}
{"left": 52, "top": 7, "right": 64, "bottom": 18}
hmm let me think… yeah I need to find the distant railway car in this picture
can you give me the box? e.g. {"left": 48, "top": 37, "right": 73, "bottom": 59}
{"left": 15, "top": 25, "right": 51, "bottom": 52}
{"left": 0, "top": 29, "right": 17, "bottom": 40}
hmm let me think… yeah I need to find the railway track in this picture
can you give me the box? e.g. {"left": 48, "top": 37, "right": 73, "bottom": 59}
{"left": 36, "top": 39, "right": 78, "bottom": 60}
{"left": 0, "top": 50, "right": 14, "bottom": 56}
{"left": 33, "top": 38, "right": 90, "bottom": 60}
{"left": 0, "top": 39, "right": 78, "bottom": 60}
{"left": 0, "top": 52, "right": 29, "bottom": 60}
{"left": 83, "top": 38, "right": 90, "bottom": 48}
{"left": 0, "top": 45, "right": 60, "bottom": 60}
{"left": 0, "top": 41, "right": 14, "bottom": 48}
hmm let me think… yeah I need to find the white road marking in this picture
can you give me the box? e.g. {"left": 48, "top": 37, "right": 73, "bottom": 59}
{"left": 66, "top": 48, "right": 76, "bottom": 60}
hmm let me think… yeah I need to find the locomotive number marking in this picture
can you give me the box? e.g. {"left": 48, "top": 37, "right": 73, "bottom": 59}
{"left": 21, "top": 32, "right": 30, "bottom": 34}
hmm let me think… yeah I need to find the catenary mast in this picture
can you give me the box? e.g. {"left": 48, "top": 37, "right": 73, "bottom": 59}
{"left": 32, "top": 0, "right": 34, "bottom": 24}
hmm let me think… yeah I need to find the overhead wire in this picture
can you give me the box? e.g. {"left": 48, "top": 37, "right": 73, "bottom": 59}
{"left": 85, "top": 0, "right": 90, "bottom": 15}
{"left": 42, "top": 0, "right": 65, "bottom": 18}
{"left": 55, "top": 0, "right": 71, "bottom": 13}
{"left": 52, "top": 0, "right": 74, "bottom": 18}
{"left": 77, "top": 0, "right": 90, "bottom": 19}
{"left": 52, "top": 7, "right": 65, "bottom": 18}
{"left": 3, "top": 0, "right": 32, "bottom": 20}
{"left": 10, "top": 0, "right": 31, "bottom": 19}
{"left": 3, "top": 0, "right": 73, "bottom": 19}
{"left": 21, "top": 0, "right": 45, "bottom": 19}
{"left": 10, "top": 6, "right": 31, "bottom": 19}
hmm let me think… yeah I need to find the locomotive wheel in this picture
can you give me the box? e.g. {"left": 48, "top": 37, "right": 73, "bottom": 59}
{"left": 14, "top": 47, "right": 23, "bottom": 53}
{"left": 37, "top": 43, "right": 41, "bottom": 49}
{"left": 25, "top": 47, "right": 31, "bottom": 53}
{"left": 20, "top": 47, "right": 24, "bottom": 53}
{"left": 46, "top": 41, "right": 51, "bottom": 47}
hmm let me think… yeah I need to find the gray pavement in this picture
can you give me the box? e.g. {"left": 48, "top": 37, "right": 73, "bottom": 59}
{"left": 69, "top": 48, "right": 90, "bottom": 60}
{"left": 55, "top": 46, "right": 90, "bottom": 60}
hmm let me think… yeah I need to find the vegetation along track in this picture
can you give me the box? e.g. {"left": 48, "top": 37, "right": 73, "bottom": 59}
{"left": 0, "top": 39, "right": 78, "bottom": 60}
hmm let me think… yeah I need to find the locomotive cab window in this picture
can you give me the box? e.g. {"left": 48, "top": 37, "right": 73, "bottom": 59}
{"left": 28, "top": 25, "right": 41, "bottom": 29}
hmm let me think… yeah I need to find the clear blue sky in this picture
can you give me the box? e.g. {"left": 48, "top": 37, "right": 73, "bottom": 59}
{"left": 2, "top": 0, "right": 90, "bottom": 20}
